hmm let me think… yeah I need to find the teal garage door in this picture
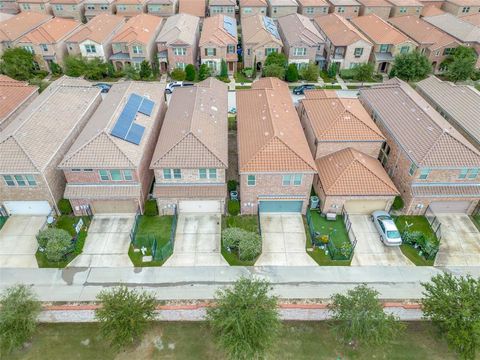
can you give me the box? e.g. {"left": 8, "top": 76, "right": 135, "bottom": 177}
{"left": 259, "top": 200, "right": 303, "bottom": 213}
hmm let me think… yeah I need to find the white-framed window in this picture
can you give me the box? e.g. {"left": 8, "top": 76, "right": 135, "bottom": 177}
{"left": 409, "top": 162, "right": 417, "bottom": 176}
{"left": 462, "top": 6, "right": 470, "bottom": 13}
{"left": 22, "top": 3, "right": 31, "bottom": 10}
{"left": 305, "top": 7, "right": 314, "bottom": 14}
{"left": 3, "top": 174, "right": 37, "bottom": 187}
{"left": 379, "top": 44, "right": 389, "bottom": 53}
{"left": 212, "top": 6, "right": 222, "bottom": 13}
{"left": 247, "top": 175, "right": 256, "bottom": 186}
{"left": 176, "top": 62, "right": 186, "bottom": 69}
{"left": 419, "top": 168, "right": 431, "bottom": 180}
{"left": 459, "top": 168, "right": 468, "bottom": 179}
{"left": 132, "top": 45, "right": 143, "bottom": 54}
{"left": 55, "top": 4, "right": 63, "bottom": 10}
{"left": 265, "top": 48, "right": 277, "bottom": 56}
{"left": 84, "top": 44, "right": 96, "bottom": 54}
{"left": 163, "top": 168, "right": 181, "bottom": 179}
{"left": 205, "top": 48, "right": 216, "bottom": 56}
{"left": 2, "top": 175, "right": 15, "bottom": 187}
{"left": 40, "top": 44, "right": 48, "bottom": 52}
{"left": 400, "top": 46, "right": 409, "bottom": 54}
{"left": 243, "top": 7, "right": 252, "bottom": 13}
{"left": 399, "top": 7, "right": 407, "bottom": 13}
{"left": 294, "top": 48, "right": 307, "bottom": 56}
{"left": 99, "top": 170, "right": 109, "bottom": 181}
{"left": 124, "top": 169, "right": 133, "bottom": 181}
{"left": 173, "top": 47, "right": 187, "bottom": 56}
{"left": 227, "top": 44, "right": 235, "bottom": 54}
{"left": 322, "top": 6, "right": 327, "bottom": 12}
{"left": 337, "top": 6, "right": 345, "bottom": 13}
{"left": 86, "top": 4, "right": 95, "bottom": 10}
{"left": 205, "top": 60, "right": 217, "bottom": 71}
{"left": 117, "top": 4, "right": 126, "bottom": 10}
{"left": 354, "top": 47, "right": 363, "bottom": 57}
{"left": 40, "top": 4, "right": 44, "bottom": 9}
{"left": 22, "top": 45, "right": 34, "bottom": 54}
{"left": 100, "top": 5, "right": 108, "bottom": 10}
{"left": 468, "top": 168, "right": 479, "bottom": 179}
{"left": 110, "top": 170, "right": 122, "bottom": 181}
{"left": 282, "top": 174, "right": 302, "bottom": 186}
{"left": 199, "top": 168, "right": 217, "bottom": 179}
{"left": 98, "top": 170, "right": 132, "bottom": 181}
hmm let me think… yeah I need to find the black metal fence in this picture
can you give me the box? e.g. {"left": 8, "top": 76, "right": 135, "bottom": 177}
{"left": 425, "top": 206, "right": 442, "bottom": 241}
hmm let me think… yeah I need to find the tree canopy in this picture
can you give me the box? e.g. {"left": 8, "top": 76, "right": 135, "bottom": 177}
{"left": 0, "top": 47, "right": 37, "bottom": 80}
{"left": 444, "top": 46, "right": 477, "bottom": 82}
{"left": 391, "top": 51, "right": 431, "bottom": 81}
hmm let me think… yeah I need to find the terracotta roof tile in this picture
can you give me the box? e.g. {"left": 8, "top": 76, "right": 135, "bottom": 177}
{"left": 423, "top": 13, "right": 480, "bottom": 42}
{"left": 277, "top": 13, "right": 324, "bottom": 47}
{"left": 66, "top": 14, "right": 125, "bottom": 44}
{"left": 50, "top": 0, "right": 84, "bottom": 4}
{"left": 461, "top": 13, "right": 480, "bottom": 27}
{"left": 351, "top": 14, "right": 414, "bottom": 45}
{"left": 111, "top": 13, "right": 163, "bottom": 44}
{"left": 179, "top": 0, "right": 206, "bottom": 17}
{"left": 314, "top": 14, "right": 371, "bottom": 46}
{"left": 0, "top": 75, "right": 38, "bottom": 130}
{"left": 296, "top": 0, "right": 328, "bottom": 5}
{"left": 18, "top": 17, "right": 81, "bottom": 45}
{"left": 64, "top": 184, "right": 141, "bottom": 198}
{"left": 154, "top": 184, "right": 227, "bottom": 198}
{"left": 239, "top": 0, "right": 267, "bottom": 6}
{"left": 0, "top": 12, "right": 51, "bottom": 42}
{"left": 199, "top": 14, "right": 237, "bottom": 47}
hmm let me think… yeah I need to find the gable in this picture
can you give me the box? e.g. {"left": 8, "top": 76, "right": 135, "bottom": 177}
{"left": 420, "top": 132, "right": 480, "bottom": 167}
{"left": 0, "top": 136, "right": 38, "bottom": 173}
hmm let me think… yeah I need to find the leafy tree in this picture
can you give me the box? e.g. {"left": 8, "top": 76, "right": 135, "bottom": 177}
{"left": 262, "top": 64, "right": 285, "bottom": 79}
{"left": 199, "top": 63, "right": 211, "bottom": 80}
{"left": 123, "top": 64, "right": 140, "bottom": 80}
{"left": 222, "top": 228, "right": 261, "bottom": 261}
{"left": 391, "top": 51, "right": 431, "bottom": 81}
{"left": 329, "top": 284, "right": 405, "bottom": 347}
{"left": 422, "top": 273, "right": 480, "bottom": 360}
{"left": 139, "top": 60, "right": 152, "bottom": 80}
{"left": 95, "top": 286, "right": 156, "bottom": 349}
{"left": 206, "top": 277, "right": 281, "bottom": 360}
{"left": 445, "top": 46, "right": 477, "bottom": 82}
{"left": 220, "top": 59, "right": 228, "bottom": 78}
{"left": 327, "top": 62, "right": 339, "bottom": 78}
{"left": 185, "top": 64, "right": 196, "bottom": 81}
{"left": 0, "top": 284, "right": 41, "bottom": 354}
{"left": 64, "top": 55, "right": 86, "bottom": 77}
{"left": 170, "top": 68, "right": 186, "bottom": 81}
{"left": 352, "top": 63, "right": 374, "bottom": 82}
{"left": 0, "top": 47, "right": 37, "bottom": 80}
{"left": 264, "top": 52, "right": 287, "bottom": 68}
{"left": 286, "top": 63, "right": 299, "bottom": 82}
{"left": 300, "top": 63, "right": 319, "bottom": 82}
{"left": 83, "top": 58, "right": 109, "bottom": 80}
{"left": 39, "top": 228, "right": 71, "bottom": 262}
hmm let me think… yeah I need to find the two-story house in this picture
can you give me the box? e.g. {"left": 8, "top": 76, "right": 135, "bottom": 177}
{"left": 327, "top": 0, "right": 361, "bottom": 19}
{"left": 351, "top": 14, "right": 417, "bottom": 73}
{"left": 0, "top": 77, "right": 101, "bottom": 216}
{"left": 0, "top": 0, "right": 19, "bottom": 14}
{"left": 237, "top": 77, "right": 316, "bottom": 215}
{"left": 0, "top": 12, "right": 51, "bottom": 55}
{"left": 209, "top": 0, "right": 236, "bottom": 16}
{"left": 442, "top": 0, "right": 480, "bottom": 16}
{"left": 150, "top": 78, "right": 228, "bottom": 215}
{"left": 360, "top": 78, "right": 480, "bottom": 215}
{"left": 278, "top": 13, "right": 325, "bottom": 70}
{"left": 297, "top": 0, "right": 329, "bottom": 18}
{"left": 389, "top": 15, "right": 459, "bottom": 73}
{"left": 50, "top": 0, "right": 86, "bottom": 21}
{"left": 386, "top": 0, "right": 423, "bottom": 16}
{"left": 156, "top": 13, "right": 199, "bottom": 72}
{"left": 110, "top": 14, "right": 163, "bottom": 70}
{"left": 115, "top": 0, "right": 147, "bottom": 18}
{"left": 84, "top": 0, "right": 115, "bottom": 20}
{"left": 199, "top": 15, "right": 237, "bottom": 74}
{"left": 239, "top": 0, "right": 267, "bottom": 18}
{"left": 314, "top": 14, "right": 373, "bottom": 70}
{"left": 17, "top": 0, "right": 52, "bottom": 14}
{"left": 59, "top": 81, "right": 166, "bottom": 215}
{"left": 267, "top": 0, "right": 298, "bottom": 18}
{"left": 146, "top": 0, "right": 178, "bottom": 16}
{"left": 16, "top": 17, "right": 81, "bottom": 72}
{"left": 242, "top": 15, "right": 283, "bottom": 69}
{"left": 66, "top": 14, "right": 125, "bottom": 62}
{"left": 357, "top": 0, "right": 393, "bottom": 19}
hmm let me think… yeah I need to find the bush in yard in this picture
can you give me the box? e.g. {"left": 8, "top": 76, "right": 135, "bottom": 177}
{"left": 327, "top": 62, "right": 339, "bottom": 78}
{"left": 222, "top": 227, "right": 261, "bottom": 261}
{"left": 300, "top": 63, "right": 319, "bottom": 82}
{"left": 144, "top": 199, "right": 158, "bottom": 216}
{"left": 64, "top": 55, "right": 86, "bottom": 77}
{"left": 340, "top": 68, "right": 355, "bottom": 80}
{"left": 444, "top": 46, "right": 477, "bottom": 82}
{"left": 391, "top": 195, "right": 404, "bottom": 211}
{"left": 185, "top": 64, "right": 196, "bottom": 81}
{"left": 58, "top": 198, "right": 73, "bottom": 215}
{"left": 49, "top": 62, "right": 62, "bottom": 76}
{"left": 242, "top": 67, "right": 253, "bottom": 78}
{"left": 44, "top": 229, "right": 72, "bottom": 262}
{"left": 286, "top": 63, "right": 299, "bottom": 82}
{"left": 262, "top": 64, "right": 285, "bottom": 79}
{"left": 264, "top": 52, "right": 287, "bottom": 68}
{"left": 170, "top": 68, "right": 186, "bottom": 81}
{"left": 391, "top": 51, "right": 431, "bottom": 82}
{"left": 227, "top": 200, "right": 240, "bottom": 216}
{"left": 95, "top": 285, "right": 156, "bottom": 349}
{"left": 206, "top": 277, "right": 280, "bottom": 360}
{"left": 329, "top": 284, "right": 405, "bottom": 347}
{"left": 0, "top": 284, "right": 41, "bottom": 354}
{"left": 422, "top": 273, "right": 480, "bottom": 360}
{"left": 199, "top": 64, "right": 212, "bottom": 80}
{"left": 139, "top": 60, "right": 152, "bottom": 80}
{"left": 123, "top": 64, "right": 140, "bottom": 80}
{"left": 227, "top": 180, "right": 238, "bottom": 192}
{"left": 352, "top": 63, "right": 374, "bottom": 82}
{"left": 220, "top": 59, "right": 228, "bottom": 78}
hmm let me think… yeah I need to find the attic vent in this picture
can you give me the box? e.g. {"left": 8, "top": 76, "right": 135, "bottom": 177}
{"left": 211, "top": 106, "right": 218, "bottom": 111}
{"left": 427, "top": 126, "right": 434, "bottom": 131}
{"left": 279, "top": 131, "right": 284, "bottom": 136}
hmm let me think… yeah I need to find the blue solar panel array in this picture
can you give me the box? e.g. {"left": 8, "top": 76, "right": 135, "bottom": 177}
{"left": 223, "top": 16, "right": 237, "bottom": 38}
{"left": 110, "top": 93, "right": 155, "bottom": 145}
{"left": 263, "top": 16, "right": 280, "bottom": 40}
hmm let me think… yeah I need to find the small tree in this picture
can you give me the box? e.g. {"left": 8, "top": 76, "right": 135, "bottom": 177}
{"left": 262, "top": 64, "right": 285, "bottom": 79}
{"left": 0, "top": 284, "right": 41, "bottom": 354}
{"left": 327, "top": 62, "right": 339, "bottom": 78}
{"left": 64, "top": 55, "right": 86, "bottom": 77}
{"left": 264, "top": 52, "right": 287, "bottom": 68}
{"left": 445, "top": 46, "right": 477, "bottom": 82}
{"left": 222, "top": 228, "right": 261, "bottom": 261}
{"left": 123, "top": 64, "right": 140, "bottom": 80}
{"left": 220, "top": 59, "right": 228, "bottom": 78}
{"left": 38, "top": 228, "right": 71, "bottom": 262}
{"left": 139, "top": 60, "right": 152, "bottom": 80}
{"left": 329, "top": 284, "right": 405, "bottom": 347}
{"left": 422, "top": 273, "right": 480, "bottom": 360}
{"left": 95, "top": 286, "right": 156, "bottom": 349}
{"left": 206, "top": 277, "right": 281, "bottom": 360}
{"left": 352, "top": 63, "right": 374, "bottom": 83}
{"left": 185, "top": 64, "right": 196, "bottom": 81}
{"left": 49, "top": 61, "right": 62, "bottom": 76}
{"left": 286, "top": 63, "right": 299, "bottom": 82}
{"left": 0, "top": 47, "right": 37, "bottom": 80}
{"left": 83, "top": 58, "right": 109, "bottom": 80}
{"left": 300, "top": 63, "right": 319, "bottom": 82}
{"left": 170, "top": 68, "right": 186, "bottom": 81}
{"left": 199, "top": 63, "right": 212, "bottom": 80}
{"left": 391, "top": 51, "right": 431, "bottom": 81}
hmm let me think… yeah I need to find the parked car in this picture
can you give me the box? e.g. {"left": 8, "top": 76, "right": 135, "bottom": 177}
{"left": 165, "top": 81, "right": 194, "bottom": 94}
{"left": 293, "top": 84, "right": 316, "bottom": 95}
{"left": 93, "top": 83, "right": 111, "bottom": 93}
{"left": 371, "top": 210, "right": 402, "bottom": 246}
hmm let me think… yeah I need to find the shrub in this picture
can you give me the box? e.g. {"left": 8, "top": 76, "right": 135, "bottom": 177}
{"left": 44, "top": 229, "right": 72, "bottom": 262}
{"left": 222, "top": 227, "right": 261, "bottom": 261}
{"left": 352, "top": 63, "right": 374, "bottom": 82}
{"left": 139, "top": 60, "right": 152, "bottom": 80}
{"left": 185, "top": 64, "right": 196, "bottom": 81}
{"left": 220, "top": 59, "right": 228, "bottom": 78}
{"left": 49, "top": 62, "right": 62, "bottom": 76}
{"left": 286, "top": 63, "right": 299, "bottom": 82}
{"left": 58, "top": 199, "right": 73, "bottom": 215}
{"left": 123, "top": 65, "right": 140, "bottom": 80}
{"left": 199, "top": 64, "right": 211, "bottom": 80}
{"left": 170, "top": 68, "right": 186, "bottom": 81}
{"left": 227, "top": 180, "right": 238, "bottom": 192}
{"left": 300, "top": 63, "right": 319, "bottom": 82}
{"left": 264, "top": 52, "right": 287, "bottom": 68}
{"left": 64, "top": 55, "right": 86, "bottom": 77}
{"left": 0, "top": 285, "right": 41, "bottom": 354}
{"left": 391, "top": 196, "right": 404, "bottom": 211}
{"left": 144, "top": 199, "right": 158, "bottom": 216}
{"left": 262, "top": 64, "right": 285, "bottom": 79}
{"left": 242, "top": 67, "right": 253, "bottom": 78}
{"left": 391, "top": 51, "right": 431, "bottom": 82}
{"left": 0, "top": 47, "right": 37, "bottom": 80}
{"left": 95, "top": 286, "right": 156, "bottom": 349}
{"left": 228, "top": 200, "right": 240, "bottom": 216}
{"left": 340, "top": 68, "right": 355, "bottom": 80}
{"left": 327, "top": 62, "right": 339, "bottom": 78}
{"left": 223, "top": 227, "right": 243, "bottom": 249}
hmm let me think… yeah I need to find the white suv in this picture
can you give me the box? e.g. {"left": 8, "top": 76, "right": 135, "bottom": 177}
{"left": 165, "top": 81, "right": 194, "bottom": 94}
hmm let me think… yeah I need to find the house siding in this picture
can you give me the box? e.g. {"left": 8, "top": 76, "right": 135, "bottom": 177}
{"left": 389, "top": 4, "right": 422, "bottom": 17}
{"left": 359, "top": 5, "right": 392, "bottom": 19}
{"left": 268, "top": 4, "right": 298, "bottom": 18}
{"left": 298, "top": 4, "right": 329, "bottom": 17}
{"left": 331, "top": 4, "right": 360, "bottom": 19}
{"left": 51, "top": 3, "right": 85, "bottom": 21}
{"left": 243, "top": 40, "right": 282, "bottom": 68}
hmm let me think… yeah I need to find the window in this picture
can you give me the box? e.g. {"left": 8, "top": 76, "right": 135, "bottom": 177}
{"left": 3, "top": 175, "right": 36, "bottom": 187}
{"left": 72, "top": 169, "right": 81, "bottom": 172}
{"left": 55, "top": 4, "right": 63, "bottom": 10}
{"left": 227, "top": 44, "right": 235, "bottom": 54}
{"left": 198, "top": 168, "right": 216, "bottom": 179}
{"left": 14, "top": 175, "right": 26, "bottom": 187}
{"left": 132, "top": 45, "right": 142, "bottom": 54}
{"left": 100, "top": 5, "right": 108, "bottom": 10}
{"left": 3, "top": 175, "right": 15, "bottom": 187}
{"left": 379, "top": 44, "right": 389, "bottom": 53}
{"left": 173, "top": 47, "right": 186, "bottom": 56}
{"left": 282, "top": 174, "right": 302, "bottom": 186}
{"left": 378, "top": 142, "right": 390, "bottom": 167}
{"left": 205, "top": 60, "right": 217, "bottom": 71}
{"left": 459, "top": 168, "right": 468, "bottom": 179}
{"left": 205, "top": 48, "right": 216, "bottom": 56}
{"left": 212, "top": 6, "right": 222, "bottom": 13}
{"left": 282, "top": 174, "right": 292, "bottom": 186}
{"left": 399, "top": 7, "right": 407, "bottom": 13}
{"left": 247, "top": 175, "right": 256, "bottom": 186}
{"left": 84, "top": 44, "right": 96, "bottom": 54}
{"left": 462, "top": 6, "right": 470, "bottom": 13}
{"left": 40, "top": 44, "right": 48, "bottom": 52}
{"left": 163, "top": 168, "right": 172, "bottom": 179}
{"left": 337, "top": 6, "right": 345, "bottom": 13}
{"left": 40, "top": 4, "right": 44, "bottom": 9}
{"left": 293, "top": 174, "right": 302, "bottom": 186}
{"left": 117, "top": 5, "right": 126, "bottom": 10}
{"left": 176, "top": 62, "right": 186, "bottom": 69}
{"left": 72, "top": 5, "right": 76, "bottom": 10}
{"left": 265, "top": 48, "right": 278, "bottom": 56}
{"left": 400, "top": 46, "right": 409, "bottom": 54}
{"left": 173, "top": 169, "right": 181, "bottom": 179}
{"left": 22, "top": 3, "right": 31, "bottom": 10}
{"left": 322, "top": 7, "right": 327, "bottom": 12}
{"left": 109, "top": 170, "right": 122, "bottom": 181}
{"left": 354, "top": 47, "right": 363, "bottom": 57}
{"left": 294, "top": 48, "right": 307, "bottom": 56}
{"left": 409, "top": 162, "right": 417, "bottom": 176}
{"left": 123, "top": 170, "right": 133, "bottom": 181}
{"left": 273, "top": 6, "right": 277, "bottom": 13}
{"left": 99, "top": 170, "right": 109, "bottom": 181}
{"left": 86, "top": 5, "right": 95, "bottom": 10}
{"left": 243, "top": 7, "right": 252, "bottom": 13}
{"left": 22, "top": 46, "right": 34, "bottom": 54}
{"left": 443, "top": 48, "right": 454, "bottom": 56}
{"left": 84, "top": 169, "right": 93, "bottom": 172}
{"left": 247, "top": 49, "right": 251, "bottom": 56}
{"left": 419, "top": 168, "right": 431, "bottom": 180}
{"left": 199, "top": 168, "right": 207, "bottom": 179}
{"left": 305, "top": 7, "right": 314, "bottom": 14}
{"left": 25, "top": 174, "right": 36, "bottom": 186}
{"left": 468, "top": 168, "right": 479, "bottom": 179}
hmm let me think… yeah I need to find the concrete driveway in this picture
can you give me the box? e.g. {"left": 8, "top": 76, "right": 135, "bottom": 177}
{"left": 0, "top": 216, "right": 45, "bottom": 268}
{"left": 68, "top": 215, "right": 134, "bottom": 268}
{"left": 350, "top": 215, "right": 413, "bottom": 266}
{"left": 434, "top": 214, "right": 480, "bottom": 267}
{"left": 163, "top": 213, "right": 227, "bottom": 266}
{"left": 255, "top": 213, "right": 317, "bottom": 266}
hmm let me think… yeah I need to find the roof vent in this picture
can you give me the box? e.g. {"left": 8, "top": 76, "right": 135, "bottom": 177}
{"left": 211, "top": 106, "right": 218, "bottom": 112}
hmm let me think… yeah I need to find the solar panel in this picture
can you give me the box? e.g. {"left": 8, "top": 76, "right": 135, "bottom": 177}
{"left": 138, "top": 98, "right": 155, "bottom": 116}
{"left": 125, "top": 123, "right": 145, "bottom": 145}
{"left": 263, "top": 16, "right": 280, "bottom": 40}
{"left": 223, "top": 16, "right": 237, "bottom": 38}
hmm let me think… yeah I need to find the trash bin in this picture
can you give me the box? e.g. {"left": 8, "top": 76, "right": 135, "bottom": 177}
{"left": 310, "top": 196, "right": 319, "bottom": 209}
{"left": 230, "top": 191, "right": 238, "bottom": 200}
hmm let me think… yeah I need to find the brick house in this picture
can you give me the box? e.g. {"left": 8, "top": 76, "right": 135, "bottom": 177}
{"left": 296, "top": 0, "right": 329, "bottom": 18}
{"left": 199, "top": 14, "right": 237, "bottom": 74}
{"left": 59, "top": 81, "right": 167, "bottom": 215}
{"left": 442, "top": 0, "right": 480, "bottom": 16}
{"left": 146, "top": 0, "right": 178, "bottom": 16}
{"left": 241, "top": 15, "right": 283, "bottom": 69}
{"left": 267, "top": 0, "right": 298, "bottom": 18}
{"left": 66, "top": 14, "right": 125, "bottom": 62}
{"left": 50, "top": 0, "right": 86, "bottom": 21}
{"left": 84, "top": 0, "right": 115, "bottom": 20}
{"left": 314, "top": 14, "right": 373, "bottom": 70}
{"left": 0, "top": 0, "right": 19, "bottom": 14}
{"left": 351, "top": 14, "right": 417, "bottom": 73}
{"left": 0, "top": 75, "right": 38, "bottom": 131}
{"left": 327, "top": 0, "right": 361, "bottom": 19}
{"left": 237, "top": 78, "right": 316, "bottom": 215}
{"left": 156, "top": 13, "right": 199, "bottom": 73}
{"left": 278, "top": 13, "right": 324, "bottom": 70}
{"left": 388, "top": 15, "right": 460, "bottom": 73}
{"left": 17, "top": 0, "right": 52, "bottom": 14}
{"left": 110, "top": 14, "right": 163, "bottom": 70}
{"left": 115, "top": 0, "right": 147, "bottom": 18}
{"left": 16, "top": 17, "right": 82, "bottom": 72}
{"left": 360, "top": 79, "right": 480, "bottom": 215}
{"left": 357, "top": 0, "right": 393, "bottom": 19}
{"left": 208, "top": 0, "right": 236, "bottom": 16}
{"left": 239, "top": 0, "right": 267, "bottom": 18}
{"left": 386, "top": 0, "right": 423, "bottom": 16}
{"left": 0, "top": 77, "right": 101, "bottom": 216}
{"left": 150, "top": 78, "right": 228, "bottom": 215}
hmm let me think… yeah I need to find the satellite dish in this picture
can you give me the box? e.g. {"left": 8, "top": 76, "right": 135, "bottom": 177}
{"left": 46, "top": 216, "right": 55, "bottom": 224}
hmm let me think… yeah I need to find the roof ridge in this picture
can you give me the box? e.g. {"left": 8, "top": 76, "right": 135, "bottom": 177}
{"left": 151, "top": 131, "right": 191, "bottom": 167}
{"left": 343, "top": 107, "right": 384, "bottom": 138}
{"left": 351, "top": 151, "right": 398, "bottom": 193}
{"left": 322, "top": 148, "right": 356, "bottom": 191}
{"left": 190, "top": 131, "right": 228, "bottom": 167}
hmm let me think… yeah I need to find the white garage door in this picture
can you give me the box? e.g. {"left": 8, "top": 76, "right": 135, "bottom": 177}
{"left": 3, "top": 201, "right": 51, "bottom": 216}
{"left": 344, "top": 200, "right": 388, "bottom": 215}
{"left": 179, "top": 200, "right": 221, "bottom": 213}
{"left": 429, "top": 201, "right": 471, "bottom": 214}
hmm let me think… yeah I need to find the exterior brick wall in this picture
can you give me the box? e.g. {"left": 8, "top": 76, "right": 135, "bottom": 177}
{"left": 268, "top": 4, "right": 298, "bottom": 18}
{"left": 154, "top": 168, "right": 226, "bottom": 184}
{"left": 298, "top": 5, "right": 329, "bottom": 18}
{"left": 18, "top": 2, "right": 51, "bottom": 13}
{"left": 389, "top": 5, "right": 422, "bottom": 17}
{"left": 240, "top": 5, "right": 267, "bottom": 18}
{"left": 243, "top": 41, "right": 283, "bottom": 68}
{"left": 330, "top": 5, "right": 360, "bottom": 19}
{"left": 147, "top": 1, "right": 177, "bottom": 16}
{"left": 84, "top": 4, "right": 114, "bottom": 20}
{"left": 52, "top": 3, "right": 85, "bottom": 21}
{"left": 359, "top": 5, "right": 392, "bottom": 19}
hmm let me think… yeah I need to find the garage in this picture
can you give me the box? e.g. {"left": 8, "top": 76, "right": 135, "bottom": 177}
{"left": 178, "top": 200, "right": 222, "bottom": 213}
{"left": 3, "top": 201, "right": 51, "bottom": 216}
{"left": 92, "top": 200, "right": 138, "bottom": 214}
{"left": 429, "top": 201, "right": 471, "bottom": 214}
{"left": 344, "top": 200, "right": 388, "bottom": 215}
{"left": 259, "top": 200, "right": 303, "bottom": 213}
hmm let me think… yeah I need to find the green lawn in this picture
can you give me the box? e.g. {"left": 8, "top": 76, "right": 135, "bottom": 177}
{"left": 221, "top": 215, "right": 259, "bottom": 266}
{"left": 228, "top": 115, "right": 236, "bottom": 131}
{"left": 35, "top": 215, "right": 90, "bottom": 268}
{"left": 394, "top": 216, "right": 437, "bottom": 266}
{"left": 7, "top": 321, "right": 457, "bottom": 360}
{"left": 234, "top": 71, "right": 253, "bottom": 83}
{"left": 309, "top": 211, "right": 349, "bottom": 248}
{"left": 0, "top": 216, "right": 7, "bottom": 231}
